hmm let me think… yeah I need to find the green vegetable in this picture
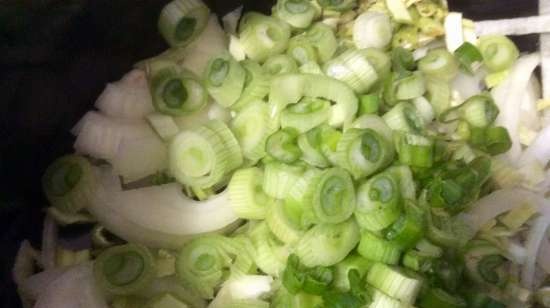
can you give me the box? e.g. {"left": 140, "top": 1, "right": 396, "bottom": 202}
{"left": 478, "top": 35, "right": 519, "bottom": 72}
{"left": 158, "top": 0, "right": 210, "bottom": 47}
{"left": 239, "top": 13, "right": 291, "bottom": 62}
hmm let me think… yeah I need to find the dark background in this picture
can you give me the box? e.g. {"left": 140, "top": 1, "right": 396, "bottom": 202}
{"left": 0, "top": 0, "right": 539, "bottom": 306}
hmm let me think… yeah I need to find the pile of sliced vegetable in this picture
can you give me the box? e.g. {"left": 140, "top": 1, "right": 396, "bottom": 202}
{"left": 13, "top": 0, "right": 550, "bottom": 307}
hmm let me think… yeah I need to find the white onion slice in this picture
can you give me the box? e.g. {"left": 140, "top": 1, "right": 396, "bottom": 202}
{"left": 208, "top": 275, "right": 273, "bottom": 308}
{"left": 94, "top": 69, "right": 154, "bottom": 120}
{"left": 522, "top": 217, "right": 550, "bottom": 290}
{"left": 87, "top": 167, "right": 240, "bottom": 248}
{"left": 475, "top": 14, "right": 550, "bottom": 36}
{"left": 222, "top": 6, "right": 243, "bottom": 34}
{"left": 538, "top": 237, "right": 550, "bottom": 274}
{"left": 444, "top": 12, "right": 464, "bottom": 52}
{"left": 458, "top": 188, "right": 550, "bottom": 235}
{"left": 33, "top": 263, "right": 108, "bottom": 308}
{"left": 492, "top": 53, "right": 541, "bottom": 163}
{"left": 21, "top": 268, "right": 67, "bottom": 300}
{"left": 521, "top": 124, "right": 550, "bottom": 167}
{"left": 452, "top": 71, "right": 485, "bottom": 101}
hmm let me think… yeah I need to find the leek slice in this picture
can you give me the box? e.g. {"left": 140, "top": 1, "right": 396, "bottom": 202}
{"left": 287, "top": 35, "right": 318, "bottom": 65}
{"left": 302, "top": 168, "right": 356, "bottom": 224}
{"left": 204, "top": 54, "right": 246, "bottom": 108}
{"left": 239, "top": 13, "right": 291, "bottom": 62}
{"left": 263, "top": 162, "right": 305, "bottom": 199}
{"left": 228, "top": 168, "right": 271, "bottom": 220}
{"left": 383, "top": 102, "right": 425, "bottom": 133}
{"left": 269, "top": 73, "right": 358, "bottom": 128}
{"left": 147, "top": 113, "right": 180, "bottom": 141}
{"left": 357, "top": 231, "right": 402, "bottom": 265}
{"left": 94, "top": 244, "right": 156, "bottom": 295}
{"left": 418, "top": 48, "right": 458, "bottom": 81}
{"left": 170, "top": 121, "right": 241, "bottom": 188}
{"left": 42, "top": 155, "right": 96, "bottom": 214}
{"left": 354, "top": 171, "right": 402, "bottom": 231}
{"left": 336, "top": 128, "right": 395, "bottom": 179}
{"left": 385, "top": 0, "right": 412, "bottom": 24}
{"left": 232, "top": 60, "right": 270, "bottom": 110}
{"left": 266, "top": 200, "right": 305, "bottom": 244}
{"left": 324, "top": 49, "right": 379, "bottom": 93}
{"left": 249, "top": 222, "right": 289, "bottom": 276}
{"left": 478, "top": 35, "right": 519, "bottom": 72}
{"left": 297, "top": 128, "right": 330, "bottom": 168}
{"left": 333, "top": 254, "right": 372, "bottom": 291}
{"left": 367, "top": 263, "right": 422, "bottom": 304}
{"left": 158, "top": 0, "right": 210, "bottom": 47}
{"left": 148, "top": 63, "right": 208, "bottom": 116}
{"left": 231, "top": 100, "right": 272, "bottom": 162}
{"left": 266, "top": 128, "right": 303, "bottom": 163}
{"left": 295, "top": 220, "right": 360, "bottom": 267}
{"left": 275, "top": 0, "right": 317, "bottom": 29}
{"left": 263, "top": 54, "right": 299, "bottom": 75}
{"left": 317, "top": 0, "right": 357, "bottom": 11}
{"left": 280, "top": 97, "right": 331, "bottom": 133}
{"left": 306, "top": 23, "right": 338, "bottom": 63}
{"left": 354, "top": 12, "right": 392, "bottom": 49}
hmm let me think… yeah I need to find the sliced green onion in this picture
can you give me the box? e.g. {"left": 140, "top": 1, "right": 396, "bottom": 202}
{"left": 366, "top": 263, "right": 422, "bottom": 304}
{"left": 418, "top": 17, "right": 444, "bottom": 37}
{"left": 362, "top": 48, "right": 392, "bottom": 81}
{"left": 402, "top": 250, "right": 434, "bottom": 272}
{"left": 354, "top": 171, "right": 402, "bottom": 231}
{"left": 478, "top": 35, "right": 519, "bottom": 72}
{"left": 232, "top": 60, "right": 270, "bottom": 110}
{"left": 203, "top": 55, "right": 246, "bottom": 107}
{"left": 231, "top": 100, "right": 272, "bottom": 162}
{"left": 387, "top": 165, "right": 416, "bottom": 200}
{"left": 336, "top": 128, "right": 395, "bottom": 179}
{"left": 249, "top": 222, "right": 289, "bottom": 276}
{"left": 483, "top": 126, "right": 512, "bottom": 155}
{"left": 297, "top": 128, "right": 330, "bottom": 168}
{"left": 228, "top": 167, "right": 272, "bottom": 219}
{"left": 275, "top": 0, "right": 316, "bottom": 29}
{"left": 425, "top": 77, "right": 451, "bottom": 116}
{"left": 383, "top": 102, "right": 425, "bottom": 133}
{"left": 357, "top": 231, "right": 402, "bottom": 265}
{"left": 440, "top": 94, "right": 499, "bottom": 128}
{"left": 169, "top": 121, "right": 241, "bottom": 188}
{"left": 333, "top": 255, "right": 372, "bottom": 291}
{"left": 280, "top": 97, "right": 331, "bottom": 133}
{"left": 385, "top": 0, "right": 413, "bottom": 23}
{"left": 353, "top": 12, "right": 392, "bottom": 49}
{"left": 203, "top": 117, "right": 243, "bottom": 172}
{"left": 387, "top": 71, "right": 426, "bottom": 101}
{"left": 303, "top": 266, "right": 335, "bottom": 295}
{"left": 358, "top": 94, "right": 380, "bottom": 115}
{"left": 147, "top": 113, "right": 180, "bottom": 141}
{"left": 317, "top": 0, "right": 357, "bottom": 11}
{"left": 391, "top": 47, "right": 416, "bottom": 75}
{"left": 239, "top": 13, "right": 291, "bottom": 62}
{"left": 149, "top": 63, "right": 208, "bottom": 116}
{"left": 158, "top": 0, "right": 210, "bottom": 47}
{"left": 418, "top": 48, "right": 459, "bottom": 81}
{"left": 145, "top": 293, "right": 190, "bottom": 308}
{"left": 295, "top": 220, "right": 360, "bottom": 267}
{"left": 269, "top": 74, "right": 358, "bottom": 128}
{"left": 299, "top": 61, "right": 324, "bottom": 75}
{"left": 419, "top": 288, "right": 467, "bottom": 308}
{"left": 319, "top": 125, "right": 343, "bottom": 165}
{"left": 287, "top": 35, "right": 318, "bottom": 65}
{"left": 384, "top": 201, "right": 425, "bottom": 250}
{"left": 306, "top": 23, "right": 338, "bottom": 63}
{"left": 94, "top": 244, "right": 156, "bottom": 295}
{"left": 42, "top": 155, "right": 96, "bottom": 214}
{"left": 263, "top": 54, "right": 299, "bottom": 75}
{"left": 266, "top": 128, "right": 303, "bottom": 163}
{"left": 263, "top": 162, "right": 305, "bottom": 199}
{"left": 394, "top": 132, "right": 434, "bottom": 168}
{"left": 266, "top": 199, "right": 305, "bottom": 244}
{"left": 324, "top": 49, "right": 379, "bottom": 93}
{"left": 302, "top": 168, "right": 356, "bottom": 224}
{"left": 369, "top": 290, "right": 408, "bottom": 308}
{"left": 454, "top": 42, "right": 483, "bottom": 74}
{"left": 350, "top": 114, "right": 394, "bottom": 142}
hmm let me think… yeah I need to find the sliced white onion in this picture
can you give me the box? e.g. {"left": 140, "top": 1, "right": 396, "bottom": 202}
{"left": 73, "top": 111, "right": 155, "bottom": 160}
{"left": 452, "top": 71, "right": 485, "bottom": 101}
{"left": 111, "top": 136, "right": 168, "bottom": 182}
{"left": 142, "top": 276, "right": 207, "bottom": 308}
{"left": 222, "top": 6, "right": 243, "bottom": 34}
{"left": 521, "top": 124, "right": 550, "bottom": 167}
{"left": 458, "top": 188, "right": 550, "bottom": 236}
{"left": 492, "top": 53, "right": 541, "bottom": 164}
{"left": 182, "top": 16, "right": 228, "bottom": 76}
{"left": 94, "top": 69, "right": 154, "bottom": 120}
{"left": 33, "top": 263, "right": 109, "bottom": 308}
{"left": 506, "top": 240, "right": 528, "bottom": 265}
{"left": 475, "top": 15, "right": 550, "bottom": 37}
{"left": 41, "top": 215, "right": 57, "bottom": 270}
{"left": 444, "top": 12, "right": 464, "bottom": 52}
{"left": 353, "top": 12, "right": 392, "bottom": 49}
{"left": 208, "top": 275, "right": 273, "bottom": 308}
{"left": 87, "top": 167, "right": 240, "bottom": 248}
{"left": 20, "top": 268, "right": 67, "bottom": 300}
{"left": 13, "top": 241, "right": 40, "bottom": 287}
{"left": 522, "top": 216, "right": 550, "bottom": 290}
{"left": 520, "top": 76, "right": 542, "bottom": 132}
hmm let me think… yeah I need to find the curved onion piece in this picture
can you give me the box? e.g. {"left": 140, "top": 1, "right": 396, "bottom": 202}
{"left": 88, "top": 167, "right": 240, "bottom": 249}
{"left": 492, "top": 53, "right": 541, "bottom": 163}
{"left": 538, "top": 238, "right": 550, "bottom": 274}
{"left": 522, "top": 217, "right": 550, "bottom": 290}
{"left": 521, "top": 124, "right": 550, "bottom": 166}
{"left": 94, "top": 69, "right": 154, "bottom": 120}
{"left": 20, "top": 268, "right": 67, "bottom": 300}
{"left": 208, "top": 275, "right": 273, "bottom": 308}
{"left": 34, "top": 264, "right": 108, "bottom": 308}
{"left": 458, "top": 188, "right": 550, "bottom": 236}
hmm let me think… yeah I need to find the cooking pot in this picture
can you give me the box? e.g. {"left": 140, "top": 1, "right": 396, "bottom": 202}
{"left": 0, "top": 0, "right": 540, "bottom": 306}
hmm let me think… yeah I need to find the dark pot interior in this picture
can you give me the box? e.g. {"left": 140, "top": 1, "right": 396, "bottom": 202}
{"left": 0, "top": 0, "right": 539, "bottom": 306}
